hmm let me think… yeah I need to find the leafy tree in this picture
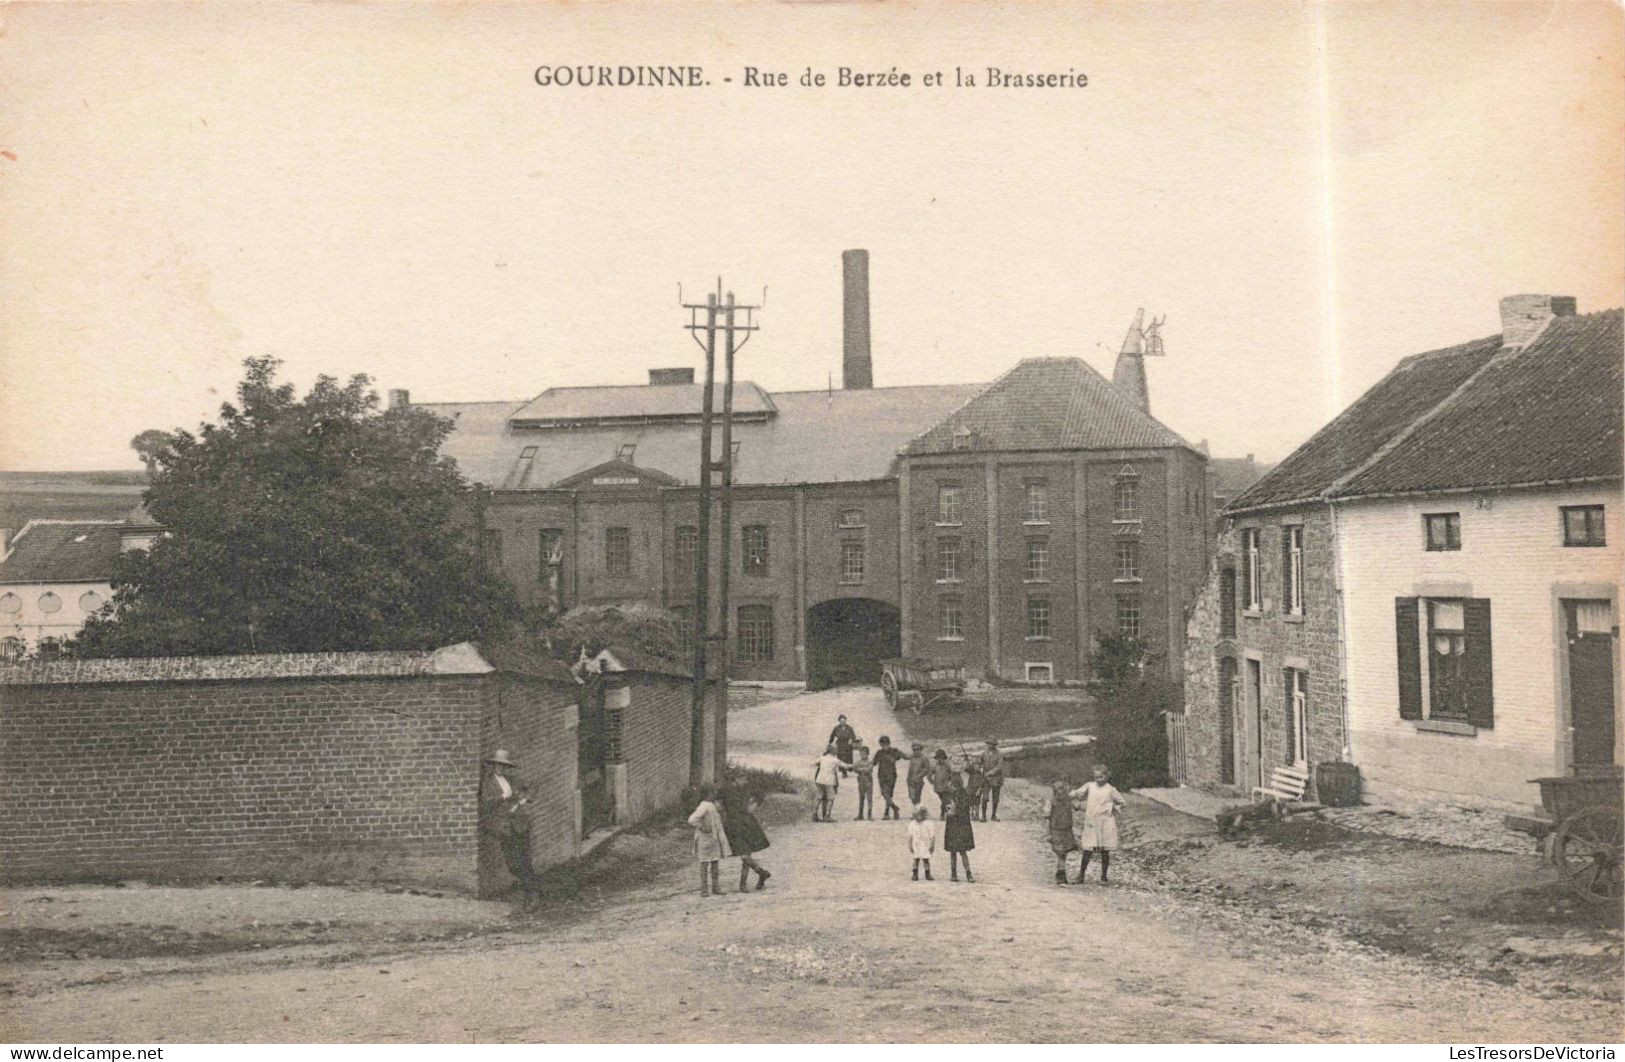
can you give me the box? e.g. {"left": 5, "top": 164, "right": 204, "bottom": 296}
{"left": 74, "top": 357, "right": 522, "bottom": 658}
{"left": 129, "top": 429, "right": 172, "bottom": 479}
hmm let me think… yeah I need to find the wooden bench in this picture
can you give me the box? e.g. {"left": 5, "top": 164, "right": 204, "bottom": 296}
{"left": 1253, "top": 765, "right": 1310, "bottom": 804}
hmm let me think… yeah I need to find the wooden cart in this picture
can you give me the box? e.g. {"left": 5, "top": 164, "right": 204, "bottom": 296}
{"left": 1532, "top": 768, "right": 1623, "bottom": 904}
{"left": 879, "top": 657, "right": 966, "bottom": 714}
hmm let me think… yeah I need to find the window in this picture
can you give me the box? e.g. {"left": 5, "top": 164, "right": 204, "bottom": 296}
{"left": 938, "top": 595, "right": 963, "bottom": 640}
{"left": 937, "top": 537, "right": 962, "bottom": 582}
{"left": 1026, "top": 597, "right": 1051, "bottom": 639}
{"left": 1424, "top": 512, "right": 1461, "bottom": 551}
{"left": 673, "top": 525, "right": 698, "bottom": 575}
{"left": 1117, "top": 596, "right": 1141, "bottom": 639}
{"left": 1395, "top": 596, "right": 1495, "bottom": 728}
{"left": 605, "top": 526, "right": 631, "bottom": 576}
{"left": 840, "top": 541, "right": 865, "bottom": 584}
{"left": 1025, "top": 662, "right": 1054, "bottom": 684}
{"left": 0, "top": 636, "right": 24, "bottom": 662}
{"left": 0, "top": 592, "right": 19, "bottom": 615}
{"left": 1219, "top": 568, "right": 1238, "bottom": 638}
{"left": 1114, "top": 479, "right": 1140, "bottom": 521}
{"left": 1284, "top": 667, "right": 1309, "bottom": 765}
{"left": 1562, "top": 505, "right": 1607, "bottom": 547}
{"left": 937, "top": 484, "right": 963, "bottom": 525}
{"left": 837, "top": 508, "right": 865, "bottom": 529}
{"left": 952, "top": 429, "right": 974, "bottom": 451}
{"left": 742, "top": 525, "right": 769, "bottom": 576}
{"left": 1114, "top": 541, "right": 1140, "bottom": 581}
{"left": 1025, "top": 482, "right": 1049, "bottom": 523}
{"left": 79, "top": 590, "right": 104, "bottom": 613}
{"left": 1283, "top": 525, "right": 1304, "bottom": 616}
{"left": 736, "top": 605, "right": 774, "bottom": 662}
{"left": 1241, "top": 528, "right": 1261, "bottom": 610}
{"left": 1025, "top": 539, "right": 1049, "bottom": 581}
{"left": 482, "top": 529, "right": 503, "bottom": 569}
{"left": 670, "top": 605, "right": 694, "bottom": 654}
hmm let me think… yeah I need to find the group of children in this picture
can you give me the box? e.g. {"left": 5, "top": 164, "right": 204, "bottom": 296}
{"left": 1044, "top": 764, "right": 1127, "bottom": 885}
{"left": 685, "top": 785, "right": 775, "bottom": 897}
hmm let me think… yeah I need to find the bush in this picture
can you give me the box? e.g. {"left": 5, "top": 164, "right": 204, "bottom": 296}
{"left": 1087, "top": 631, "right": 1173, "bottom": 789}
{"left": 724, "top": 762, "right": 800, "bottom": 803}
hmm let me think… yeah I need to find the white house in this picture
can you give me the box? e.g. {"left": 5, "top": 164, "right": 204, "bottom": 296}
{"left": 0, "top": 504, "right": 161, "bottom": 658}
{"left": 1190, "top": 295, "right": 1621, "bottom": 814}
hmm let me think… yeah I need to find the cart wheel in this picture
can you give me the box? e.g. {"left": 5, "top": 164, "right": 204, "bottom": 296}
{"left": 881, "top": 672, "right": 897, "bottom": 708}
{"left": 899, "top": 689, "right": 924, "bottom": 715}
{"left": 1556, "top": 804, "right": 1624, "bottom": 904}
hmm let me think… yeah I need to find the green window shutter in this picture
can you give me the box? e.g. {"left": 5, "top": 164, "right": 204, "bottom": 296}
{"left": 1464, "top": 598, "right": 1495, "bottom": 729}
{"left": 1395, "top": 597, "right": 1422, "bottom": 720}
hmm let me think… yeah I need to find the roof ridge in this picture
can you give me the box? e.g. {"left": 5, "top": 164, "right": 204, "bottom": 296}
{"left": 770, "top": 382, "right": 987, "bottom": 396}
{"left": 894, "top": 359, "right": 1033, "bottom": 456}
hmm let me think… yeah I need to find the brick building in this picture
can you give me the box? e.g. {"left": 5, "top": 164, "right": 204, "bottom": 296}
{"left": 423, "top": 252, "right": 1210, "bottom": 686}
{"left": 0, "top": 643, "right": 714, "bottom": 894}
{"left": 1181, "top": 297, "right": 1622, "bottom": 812}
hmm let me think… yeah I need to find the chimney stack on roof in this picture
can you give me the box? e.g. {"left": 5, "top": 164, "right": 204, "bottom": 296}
{"left": 648, "top": 367, "right": 696, "bottom": 386}
{"left": 1499, "top": 294, "right": 1576, "bottom": 350}
{"left": 387, "top": 389, "right": 411, "bottom": 411}
{"left": 842, "top": 249, "right": 873, "bottom": 390}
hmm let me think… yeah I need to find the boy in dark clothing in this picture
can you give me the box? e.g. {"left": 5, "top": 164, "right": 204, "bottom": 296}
{"left": 872, "top": 735, "right": 906, "bottom": 819}
{"left": 929, "top": 749, "right": 960, "bottom": 819}
{"left": 964, "top": 759, "right": 988, "bottom": 822}
{"left": 905, "top": 742, "right": 930, "bottom": 806}
{"left": 845, "top": 742, "right": 876, "bottom": 820}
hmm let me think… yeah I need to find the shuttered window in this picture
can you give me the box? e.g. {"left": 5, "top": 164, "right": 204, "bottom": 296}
{"left": 1218, "top": 656, "right": 1238, "bottom": 784}
{"left": 1395, "top": 596, "right": 1494, "bottom": 728}
{"left": 1220, "top": 568, "right": 1238, "bottom": 638}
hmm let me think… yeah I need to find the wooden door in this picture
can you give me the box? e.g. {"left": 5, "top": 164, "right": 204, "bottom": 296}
{"left": 1245, "top": 658, "right": 1263, "bottom": 789}
{"left": 1565, "top": 600, "right": 1617, "bottom": 769}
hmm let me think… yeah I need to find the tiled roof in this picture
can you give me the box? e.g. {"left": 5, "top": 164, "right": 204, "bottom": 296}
{"left": 1228, "top": 308, "right": 1623, "bottom": 512}
{"left": 903, "top": 357, "right": 1192, "bottom": 455}
{"left": 0, "top": 521, "right": 125, "bottom": 584}
{"left": 425, "top": 384, "right": 984, "bottom": 488}
{"left": 1333, "top": 310, "right": 1623, "bottom": 498}
{"left": 1208, "top": 457, "right": 1272, "bottom": 501}
{"left": 508, "top": 382, "right": 776, "bottom": 427}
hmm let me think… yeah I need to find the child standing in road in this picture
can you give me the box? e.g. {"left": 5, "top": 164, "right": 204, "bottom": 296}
{"left": 1070, "top": 764, "right": 1126, "bottom": 884}
{"left": 813, "top": 745, "right": 843, "bottom": 822}
{"left": 872, "top": 736, "right": 906, "bottom": 819}
{"left": 1044, "top": 779, "right": 1080, "bottom": 885}
{"left": 964, "top": 758, "right": 988, "bottom": 822}
{"left": 943, "top": 779, "right": 976, "bottom": 882}
{"left": 845, "top": 741, "right": 876, "bottom": 821}
{"left": 686, "top": 785, "right": 731, "bottom": 897}
{"left": 907, "top": 805, "right": 936, "bottom": 880}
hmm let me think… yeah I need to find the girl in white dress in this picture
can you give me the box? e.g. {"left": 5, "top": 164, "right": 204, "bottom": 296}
{"left": 1069, "top": 764, "right": 1126, "bottom": 884}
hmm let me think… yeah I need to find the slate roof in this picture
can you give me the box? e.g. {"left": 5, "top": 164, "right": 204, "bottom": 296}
{"left": 426, "top": 383, "right": 984, "bottom": 488}
{"left": 903, "top": 357, "right": 1193, "bottom": 455}
{"left": 1228, "top": 308, "right": 1623, "bottom": 512}
{"left": 0, "top": 521, "right": 125, "bottom": 584}
{"left": 508, "top": 382, "right": 776, "bottom": 427}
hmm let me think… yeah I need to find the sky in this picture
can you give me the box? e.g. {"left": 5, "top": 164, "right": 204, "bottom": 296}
{"left": 1, "top": 1, "right": 1620, "bottom": 471}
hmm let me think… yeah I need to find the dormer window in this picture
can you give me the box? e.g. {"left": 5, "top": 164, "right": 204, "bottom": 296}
{"left": 519, "top": 446, "right": 538, "bottom": 460}
{"left": 616, "top": 442, "right": 637, "bottom": 462}
{"left": 952, "top": 428, "right": 975, "bottom": 451}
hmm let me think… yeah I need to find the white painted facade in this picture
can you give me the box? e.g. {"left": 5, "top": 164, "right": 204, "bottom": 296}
{"left": 1338, "top": 485, "right": 1622, "bottom": 811}
{"left": 0, "top": 580, "right": 113, "bottom": 655}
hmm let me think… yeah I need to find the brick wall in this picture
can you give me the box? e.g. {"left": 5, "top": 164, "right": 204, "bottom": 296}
{"left": 1340, "top": 486, "right": 1622, "bottom": 811}
{"left": 0, "top": 645, "right": 593, "bottom": 895}
{"left": 607, "top": 674, "right": 718, "bottom": 824}
{"left": 1183, "top": 508, "right": 1346, "bottom": 794}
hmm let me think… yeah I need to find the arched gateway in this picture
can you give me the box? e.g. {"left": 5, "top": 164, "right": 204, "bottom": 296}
{"left": 805, "top": 598, "right": 900, "bottom": 691}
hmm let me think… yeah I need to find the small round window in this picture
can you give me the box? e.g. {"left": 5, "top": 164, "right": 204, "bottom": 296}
{"left": 38, "top": 592, "right": 62, "bottom": 614}
{"left": 0, "top": 592, "right": 20, "bottom": 614}
{"left": 80, "top": 590, "right": 105, "bottom": 613}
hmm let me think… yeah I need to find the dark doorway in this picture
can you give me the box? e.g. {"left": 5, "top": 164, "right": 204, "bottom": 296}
{"left": 578, "top": 681, "right": 612, "bottom": 834}
{"left": 805, "top": 598, "right": 901, "bottom": 690}
{"left": 1565, "top": 600, "right": 1617, "bottom": 769}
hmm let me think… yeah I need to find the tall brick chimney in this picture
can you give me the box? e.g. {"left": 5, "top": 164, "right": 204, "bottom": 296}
{"left": 842, "top": 249, "right": 873, "bottom": 390}
{"left": 1499, "top": 294, "right": 1576, "bottom": 350}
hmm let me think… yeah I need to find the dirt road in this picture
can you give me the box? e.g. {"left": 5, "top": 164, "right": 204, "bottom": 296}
{"left": 6, "top": 687, "right": 1621, "bottom": 1042}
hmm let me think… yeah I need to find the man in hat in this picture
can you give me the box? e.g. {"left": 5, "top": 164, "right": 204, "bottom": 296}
{"left": 827, "top": 714, "right": 857, "bottom": 764}
{"left": 979, "top": 739, "right": 1006, "bottom": 821}
{"left": 929, "top": 749, "right": 960, "bottom": 819}
{"left": 905, "top": 742, "right": 930, "bottom": 807}
{"left": 482, "top": 750, "right": 535, "bottom": 907}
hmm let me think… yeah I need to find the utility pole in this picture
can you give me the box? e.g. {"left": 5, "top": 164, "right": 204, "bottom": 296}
{"left": 682, "top": 280, "right": 760, "bottom": 786}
